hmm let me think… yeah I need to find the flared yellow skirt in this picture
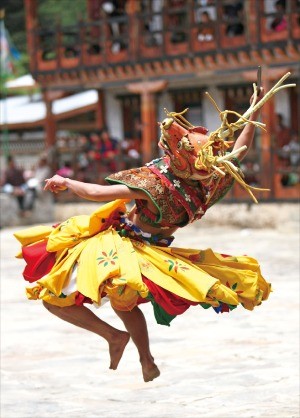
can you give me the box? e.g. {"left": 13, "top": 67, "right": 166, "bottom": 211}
{"left": 14, "top": 199, "right": 271, "bottom": 325}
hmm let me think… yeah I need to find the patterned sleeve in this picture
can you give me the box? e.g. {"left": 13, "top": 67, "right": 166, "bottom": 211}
{"left": 105, "top": 167, "right": 163, "bottom": 221}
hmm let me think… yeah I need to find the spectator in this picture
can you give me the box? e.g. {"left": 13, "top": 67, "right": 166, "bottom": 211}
{"left": 1, "top": 155, "right": 34, "bottom": 216}
{"left": 31, "top": 156, "right": 52, "bottom": 194}
{"left": 289, "top": 132, "right": 300, "bottom": 167}
{"left": 270, "top": 0, "right": 287, "bottom": 32}
{"left": 168, "top": 0, "right": 187, "bottom": 43}
{"left": 142, "top": 0, "right": 163, "bottom": 47}
{"left": 197, "top": 11, "right": 215, "bottom": 42}
{"left": 99, "top": 129, "right": 119, "bottom": 171}
{"left": 273, "top": 113, "right": 292, "bottom": 168}
{"left": 282, "top": 131, "right": 300, "bottom": 167}
{"left": 122, "top": 136, "right": 141, "bottom": 168}
{"left": 57, "top": 161, "right": 74, "bottom": 178}
{"left": 88, "top": 132, "right": 102, "bottom": 161}
{"left": 223, "top": 1, "right": 244, "bottom": 37}
{"left": 274, "top": 113, "right": 291, "bottom": 148}
{"left": 102, "top": 0, "right": 128, "bottom": 53}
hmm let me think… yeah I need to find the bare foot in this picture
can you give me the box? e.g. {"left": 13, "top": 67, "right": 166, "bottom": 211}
{"left": 142, "top": 364, "right": 161, "bottom": 383}
{"left": 109, "top": 331, "right": 130, "bottom": 370}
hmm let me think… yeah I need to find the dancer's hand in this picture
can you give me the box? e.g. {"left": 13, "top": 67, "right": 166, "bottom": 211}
{"left": 248, "top": 87, "right": 264, "bottom": 122}
{"left": 44, "top": 175, "right": 68, "bottom": 193}
{"left": 250, "top": 86, "right": 264, "bottom": 106}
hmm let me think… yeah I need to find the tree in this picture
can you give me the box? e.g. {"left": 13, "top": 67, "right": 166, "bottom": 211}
{"left": 1, "top": 0, "right": 87, "bottom": 77}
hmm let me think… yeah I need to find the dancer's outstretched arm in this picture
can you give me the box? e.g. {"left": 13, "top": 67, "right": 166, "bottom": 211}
{"left": 233, "top": 88, "right": 264, "bottom": 161}
{"left": 44, "top": 174, "right": 148, "bottom": 202}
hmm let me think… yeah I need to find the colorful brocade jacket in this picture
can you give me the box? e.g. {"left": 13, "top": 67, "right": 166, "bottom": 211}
{"left": 106, "top": 156, "right": 236, "bottom": 229}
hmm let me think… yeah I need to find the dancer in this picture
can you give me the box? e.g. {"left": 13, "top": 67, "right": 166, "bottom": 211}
{"left": 14, "top": 73, "right": 294, "bottom": 382}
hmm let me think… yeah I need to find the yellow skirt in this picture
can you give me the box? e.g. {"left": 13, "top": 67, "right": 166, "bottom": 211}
{"left": 14, "top": 199, "right": 271, "bottom": 325}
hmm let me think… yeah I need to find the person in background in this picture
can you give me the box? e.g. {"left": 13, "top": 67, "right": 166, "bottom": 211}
{"left": 99, "top": 128, "right": 119, "bottom": 172}
{"left": 23, "top": 156, "right": 52, "bottom": 208}
{"left": 1, "top": 155, "right": 33, "bottom": 217}
{"left": 287, "top": 131, "right": 300, "bottom": 167}
{"left": 33, "top": 156, "right": 52, "bottom": 192}
{"left": 273, "top": 113, "right": 292, "bottom": 168}
{"left": 197, "top": 10, "right": 215, "bottom": 42}
{"left": 56, "top": 161, "right": 74, "bottom": 178}
{"left": 270, "top": 0, "right": 287, "bottom": 32}
{"left": 223, "top": 1, "right": 244, "bottom": 37}
{"left": 274, "top": 113, "right": 291, "bottom": 148}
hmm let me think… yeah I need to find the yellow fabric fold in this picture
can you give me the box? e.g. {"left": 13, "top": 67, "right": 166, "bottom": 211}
{"left": 132, "top": 242, "right": 218, "bottom": 302}
{"left": 14, "top": 225, "right": 53, "bottom": 247}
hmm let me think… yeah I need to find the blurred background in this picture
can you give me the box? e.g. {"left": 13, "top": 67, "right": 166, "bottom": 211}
{"left": 0, "top": 0, "right": 299, "bottom": 226}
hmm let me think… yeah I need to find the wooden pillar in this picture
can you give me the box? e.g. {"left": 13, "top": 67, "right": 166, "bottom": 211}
{"left": 86, "top": 0, "right": 101, "bottom": 20}
{"left": 43, "top": 91, "right": 56, "bottom": 149}
{"left": 260, "top": 76, "right": 274, "bottom": 197}
{"left": 126, "top": 80, "right": 168, "bottom": 163}
{"left": 24, "top": 0, "right": 37, "bottom": 73}
{"left": 95, "top": 90, "right": 105, "bottom": 131}
{"left": 126, "top": 0, "right": 140, "bottom": 61}
{"left": 246, "top": 0, "right": 260, "bottom": 45}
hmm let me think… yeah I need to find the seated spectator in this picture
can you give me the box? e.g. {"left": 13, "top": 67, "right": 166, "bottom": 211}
{"left": 99, "top": 129, "right": 119, "bottom": 171}
{"left": 273, "top": 113, "right": 291, "bottom": 167}
{"left": 31, "top": 156, "right": 52, "bottom": 194}
{"left": 197, "top": 11, "right": 215, "bottom": 42}
{"left": 102, "top": 0, "right": 128, "bottom": 53}
{"left": 100, "top": 129, "right": 118, "bottom": 158}
{"left": 1, "top": 155, "right": 35, "bottom": 216}
{"left": 57, "top": 161, "right": 74, "bottom": 178}
{"left": 289, "top": 132, "right": 300, "bottom": 167}
{"left": 270, "top": 0, "right": 287, "bottom": 32}
{"left": 223, "top": 1, "right": 244, "bottom": 37}
{"left": 122, "top": 136, "right": 141, "bottom": 168}
{"left": 282, "top": 131, "right": 300, "bottom": 167}
{"left": 88, "top": 132, "right": 102, "bottom": 161}
{"left": 142, "top": 0, "right": 163, "bottom": 47}
{"left": 168, "top": 0, "right": 187, "bottom": 43}
{"left": 274, "top": 113, "right": 291, "bottom": 148}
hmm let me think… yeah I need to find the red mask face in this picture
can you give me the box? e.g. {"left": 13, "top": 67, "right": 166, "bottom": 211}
{"left": 159, "top": 117, "right": 211, "bottom": 178}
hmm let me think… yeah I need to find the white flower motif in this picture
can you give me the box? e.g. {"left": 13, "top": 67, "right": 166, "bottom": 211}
{"left": 139, "top": 179, "right": 148, "bottom": 187}
{"left": 155, "top": 184, "right": 164, "bottom": 194}
{"left": 160, "top": 165, "right": 168, "bottom": 174}
{"left": 145, "top": 161, "right": 153, "bottom": 167}
{"left": 185, "top": 194, "right": 191, "bottom": 202}
{"left": 173, "top": 179, "right": 181, "bottom": 188}
{"left": 196, "top": 207, "right": 205, "bottom": 215}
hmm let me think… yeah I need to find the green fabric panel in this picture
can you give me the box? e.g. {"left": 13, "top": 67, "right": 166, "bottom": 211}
{"left": 146, "top": 293, "right": 177, "bottom": 326}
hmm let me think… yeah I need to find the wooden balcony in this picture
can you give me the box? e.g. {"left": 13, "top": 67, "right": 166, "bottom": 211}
{"left": 27, "top": 0, "right": 300, "bottom": 86}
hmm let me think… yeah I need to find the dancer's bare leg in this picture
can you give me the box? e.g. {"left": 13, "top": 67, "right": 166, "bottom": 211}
{"left": 113, "top": 306, "right": 160, "bottom": 382}
{"left": 43, "top": 301, "right": 129, "bottom": 370}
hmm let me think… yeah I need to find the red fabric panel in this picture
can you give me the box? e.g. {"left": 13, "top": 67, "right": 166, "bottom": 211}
{"left": 75, "top": 292, "right": 93, "bottom": 306}
{"left": 142, "top": 276, "right": 198, "bottom": 315}
{"left": 22, "top": 241, "right": 56, "bottom": 283}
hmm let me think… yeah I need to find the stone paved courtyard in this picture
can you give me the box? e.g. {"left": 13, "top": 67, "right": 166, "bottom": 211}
{"left": 1, "top": 212, "right": 299, "bottom": 418}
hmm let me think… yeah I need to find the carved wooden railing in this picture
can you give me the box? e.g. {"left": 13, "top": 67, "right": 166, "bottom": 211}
{"left": 30, "top": 0, "right": 300, "bottom": 74}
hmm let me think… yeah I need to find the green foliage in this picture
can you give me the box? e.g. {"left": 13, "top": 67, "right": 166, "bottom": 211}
{"left": 1, "top": 0, "right": 87, "bottom": 78}
{"left": 2, "top": 0, "right": 26, "bottom": 54}
{"left": 38, "top": 0, "right": 87, "bottom": 27}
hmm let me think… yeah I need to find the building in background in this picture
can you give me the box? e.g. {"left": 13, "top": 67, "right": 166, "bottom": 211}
{"left": 2, "top": 0, "right": 300, "bottom": 201}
